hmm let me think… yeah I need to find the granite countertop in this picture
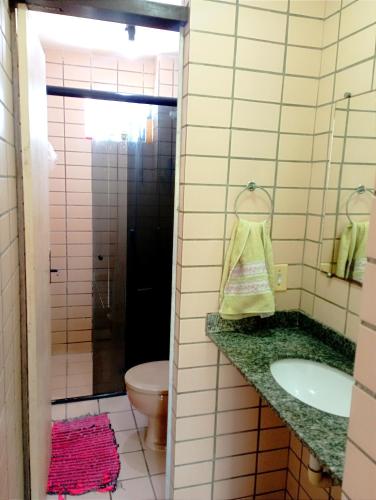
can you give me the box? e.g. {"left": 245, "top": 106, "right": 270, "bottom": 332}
{"left": 207, "top": 312, "right": 356, "bottom": 484}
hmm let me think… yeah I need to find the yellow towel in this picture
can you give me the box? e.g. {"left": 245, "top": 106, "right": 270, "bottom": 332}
{"left": 335, "top": 221, "right": 369, "bottom": 284}
{"left": 219, "top": 219, "right": 275, "bottom": 319}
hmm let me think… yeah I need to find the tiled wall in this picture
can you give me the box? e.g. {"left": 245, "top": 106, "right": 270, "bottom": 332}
{"left": 170, "top": 0, "right": 327, "bottom": 498}
{"left": 286, "top": 434, "right": 341, "bottom": 500}
{"left": 0, "top": 0, "right": 24, "bottom": 497}
{"left": 169, "top": 0, "right": 376, "bottom": 498}
{"left": 342, "top": 178, "right": 376, "bottom": 498}
{"left": 45, "top": 48, "right": 178, "bottom": 97}
{"left": 301, "top": 0, "right": 376, "bottom": 342}
{"left": 46, "top": 49, "right": 178, "bottom": 398}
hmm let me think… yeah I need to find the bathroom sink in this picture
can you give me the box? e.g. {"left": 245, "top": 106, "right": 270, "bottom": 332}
{"left": 270, "top": 358, "right": 354, "bottom": 417}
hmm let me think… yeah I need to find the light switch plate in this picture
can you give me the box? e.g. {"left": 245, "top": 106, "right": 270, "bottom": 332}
{"left": 274, "top": 264, "right": 288, "bottom": 291}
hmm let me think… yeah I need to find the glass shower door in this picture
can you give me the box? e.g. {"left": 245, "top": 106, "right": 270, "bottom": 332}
{"left": 90, "top": 102, "right": 176, "bottom": 394}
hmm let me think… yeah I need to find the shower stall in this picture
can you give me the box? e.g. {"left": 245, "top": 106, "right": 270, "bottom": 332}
{"left": 49, "top": 89, "right": 176, "bottom": 399}
{"left": 90, "top": 103, "right": 176, "bottom": 394}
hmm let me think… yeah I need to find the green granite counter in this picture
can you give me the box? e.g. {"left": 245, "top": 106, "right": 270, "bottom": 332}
{"left": 207, "top": 312, "right": 355, "bottom": 483}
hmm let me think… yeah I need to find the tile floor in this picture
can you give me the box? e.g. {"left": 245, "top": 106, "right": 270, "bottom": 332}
{"left": 48, "top": 395, "right": 166, "bottom": 500}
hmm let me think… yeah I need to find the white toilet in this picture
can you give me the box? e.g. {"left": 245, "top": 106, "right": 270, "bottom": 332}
{"left": 124, "top": 360, "right": 169, "bottom": 451}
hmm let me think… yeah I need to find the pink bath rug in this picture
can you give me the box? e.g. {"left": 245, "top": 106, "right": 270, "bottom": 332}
{"left": 47, "top": 413, "right": 120, "bottom": 498}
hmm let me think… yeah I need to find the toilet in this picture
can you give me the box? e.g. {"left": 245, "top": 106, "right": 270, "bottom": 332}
{"left": 124, "top": 360, "right": 169, "bottom": 451}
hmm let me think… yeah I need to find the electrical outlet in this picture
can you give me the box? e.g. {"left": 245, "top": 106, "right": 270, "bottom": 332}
{"left": 274, "top": 264, "right": 288, "bottom": 291}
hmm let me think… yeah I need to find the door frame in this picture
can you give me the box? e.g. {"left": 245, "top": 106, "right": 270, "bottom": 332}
{"left": 10, "top": 1, "right": 186, "bottom": 498}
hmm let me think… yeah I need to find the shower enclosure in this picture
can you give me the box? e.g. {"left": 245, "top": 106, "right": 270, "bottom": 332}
{"left": 49, "top": 88, "right": 176, "bottom": 399}
{"left": 90, "top": 102, "right": 176, "bottom": 394}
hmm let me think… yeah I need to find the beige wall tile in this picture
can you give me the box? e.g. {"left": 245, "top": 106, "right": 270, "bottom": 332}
{"left": 231, "top": 130, "right": 278, "bottom": 158}
{"left": 177, "top": 366, "right": 217, "bottom": 392}
{"left": 176, "top": 391, "right": 216, "bottom": 417}
{"left": 175, "top": 414, "right": 215, "bottom": 441}
{"left": 286, "top": 46, "right": 322, "bottom": 77}
{"left": 174, "top": 483, "right": 211, "bottom": 500}
{"left": 190, "top": 0, "right": 236, "bottom": 35}
{"left": 229, "top": 159, "right": 275, "bottom": 187}
{"left": 360, "top": 261, "right": 376, "bottom": 326}
{"left": 215, "top": 430, "right": 258, "bottom": 458}
{"left": 334, "top": 60, "right": 373, "bottom": 102}
{"left": 232, "top": 100, "right": 280, "bottom": 131}
{"left": 276, "top": 162, "right": 311, "bottom": 188}
{"left": 214, "top": 454, "right": 256, "bottom": 480}
{"left": 354, "top": 325, "right": 376, "bottom": 394}
{"left": 343, "top": 441, "right": 376, "bottom": 499}
{"left": 237, "top": 7, "right": 287, "bottom": 42}
{"left": 274, "top": 188, "right": 309, "bottom": 213}
{"left": 183, "top": 185, "right": 227, "bottom": 213}
{"left": 189, "top": 32, "right": 235, "bottom": 66}
{"left": 213, "top": 476, "right": 254, "bottom": 500}
{"left": 174, "top": 461, "right": 213, "bottom": 488}
{"left": 337, "top": 25, "right": 376, "bottom": 71}
{"left": 283, "top": 77, "right": 319, "bottom": 106}
{"left": 185, "top": 127, "right": 230, "bottom": 156}
{"left": 234, "top": 70, "right": 283, "bottom": 102}
{"left": 180, "top": 266, "right": 222, "bottom": 293}
{"left": 178, "top": 342, "right": 218, "bottom": 368}
{"left": 280, "top": 106, "right": 315, "bottom": 134}
{"left": 217, "top": 408, "right": 259, "bottom": 434}
{"left": 290, "top": 0, "right": 325, "bottom": 17}
{"left": 186, "top": 64, "right": 234, "bottom": 97}
{"left": 182, "top": 240, "right": 223, "bottom": 267}
{"left": 185, "top": 96, "right": 232, "bottom": 128}
{"left": 217, "top": 386, "right": 259, "bottom": 411}
{"left": 218, "top": 364, "right": 247, "bottom": 388}
{"left": 340, "top": 0, "right": 376, "bottom": 38}
{"left": 183, "top": 156, "right": 228, "bottom": 185}
{"left": 288, "top": 16, "right": 323, "bottom": 47}
{"left": 240, "top": 0, "right": 287, "bottom": 11}
{"left": 313, "top": 297, "right": 346, "bottom": 333}
{"left": 175, "top": 437, "right": 214, "bottom": 465}
{"left": 236, "top": 38, "right": 285, "bottom": 73}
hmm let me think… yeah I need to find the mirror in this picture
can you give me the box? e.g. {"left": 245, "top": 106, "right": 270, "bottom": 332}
{"left": 321, "top": 91, "right": 376, "bottom": 285}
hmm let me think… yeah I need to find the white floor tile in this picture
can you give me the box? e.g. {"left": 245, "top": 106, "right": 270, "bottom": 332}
{"left": 133, "top": 409, "right": 148, "bottom": 428}
{"left": 111, "top": 478, "right": 155, "bottom": 500}
{"left": 66, "top": 492, "right": 111, "bottom": 499}
{"left": 144, "top": 449, "right": 166, "bottom": 476}
{"left": 150, "top": 474, "right": 166, "bottom": 500}
{"left": 116, "top": 429, "right": 142, "bottom": 453}
{"left": 118, "top": 451, "right": 148, "bottom": 480}
{"left": 51, "top": 404, "right": 66, "bottom": 421}
{"left": 66, "top": 400, "right": 99, "bottom": 418}
{"left": 100, "top": 395, "right": 131, "bottom": 413}
{"left": 109, "top": 411, "right": 136, "bottom": 431}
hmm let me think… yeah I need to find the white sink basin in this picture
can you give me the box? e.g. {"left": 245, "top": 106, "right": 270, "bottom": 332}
{"left": 270, "top": 358, "right": 354, "bottom": 417}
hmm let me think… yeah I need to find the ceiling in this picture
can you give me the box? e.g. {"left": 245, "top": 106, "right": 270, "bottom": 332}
{"left": 30, "top": 11, "right": 180, "bottom": 58}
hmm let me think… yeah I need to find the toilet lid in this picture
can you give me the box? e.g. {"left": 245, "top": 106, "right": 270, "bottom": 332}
{"left": 124, "top": 361, "right": 169, "bottom": 394}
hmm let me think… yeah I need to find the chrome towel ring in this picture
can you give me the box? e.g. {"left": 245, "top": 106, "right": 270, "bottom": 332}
{"left": 234, "top": 181, "right": 274, "bottom": 220}
{"left": 346, "top": 184, "right": 375, "bottom": 224}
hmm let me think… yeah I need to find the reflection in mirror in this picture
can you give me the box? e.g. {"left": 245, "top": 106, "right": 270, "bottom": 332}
{"left": 321, "top": 91, "right": 376, "bottom": 285}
